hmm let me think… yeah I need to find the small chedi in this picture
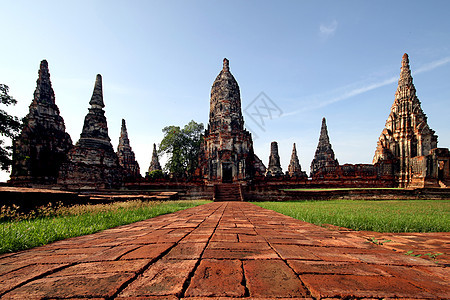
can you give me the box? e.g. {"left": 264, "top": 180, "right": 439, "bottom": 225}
{"left": 10, "top": 60, "right": 73, "bottom": 184}
{"left": 373, "top": 53, "right": 449, "bottom": 188}
{"left": 265, "top": 141, "right": 283, "bottom": 176}
{"left": 197, "top": 58, "right": 263, "bottom": 183}
{"left": 288, "top": 143, "right": 307, "bottom": 178}
{"left": 117, "top": 119, "right": 141, "bottom": 179}
{"left": 148, "top": 143, "right": 162, "bottom": 173}
{"left": 310, "top": 117, "right": 339, "bottom": 178}
{"left": 58, "top": 74, "right": 123, "bottom": 189}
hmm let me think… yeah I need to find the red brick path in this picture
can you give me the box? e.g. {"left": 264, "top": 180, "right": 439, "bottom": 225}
{"left": 0, "top": 202, "right": 448, "bottom": 299}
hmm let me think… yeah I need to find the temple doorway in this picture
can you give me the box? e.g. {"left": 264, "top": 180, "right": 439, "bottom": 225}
{"left": 438, "top": 160, "right": 445, "bottom": 181}
{"left": 222, "top": 163, "right": 233, "bottom": 183}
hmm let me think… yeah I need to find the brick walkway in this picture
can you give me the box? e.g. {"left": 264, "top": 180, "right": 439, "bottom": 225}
{"left": 0, "top": 202, "right": 448, "bottom": 299}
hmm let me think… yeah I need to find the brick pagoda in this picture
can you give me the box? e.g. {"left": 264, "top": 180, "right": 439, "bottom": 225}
{"left": 265, "top": 141, "right": 283, "bottom": 177}
{"left": 10, "top": 60, "right": 73, "bottom": 185}
{"left": 58, "top": 74, "right": 123, "bottom": 189}
{"left": 310, "top": 117, "right": 339, "bottom": 178}
{"left": 373, "top": 53, "right": 448, "bottom": 187}
{"left": 117, "top": 119, "right": 141, "bottom": 179}
{"left": 197, "top": 58, "right": 260, "bottom": 183}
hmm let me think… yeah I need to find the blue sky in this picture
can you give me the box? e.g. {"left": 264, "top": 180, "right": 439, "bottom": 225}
{"left": 1, "top": 0, "right": 449, "bottom": 182}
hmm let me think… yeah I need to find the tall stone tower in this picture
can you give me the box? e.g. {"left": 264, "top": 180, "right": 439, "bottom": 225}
{"left": 198, "top": 58, "right": 256, "bottom": 183}
{"left": 148, "top": 143, "right": 162, "bottom": 173}
{"left": 265, "top": 141, "right": 283, "bottom": 176}
{"left": 288, "top": 143, "right": 306, "bottom": 178}
{"left": 310, "top": 117, "right": 339, "bottom": 177}
{"left": 117, "top": 119, "right": 141, "bottom": 179}
{"left": 58, "top": 74, "right": 123, "bottom": 189}
{"left": 10, "top": 60, "right": 73, "bottom": 184}
{"left": 373, "top": 53, "right": 438, "bottom": 187}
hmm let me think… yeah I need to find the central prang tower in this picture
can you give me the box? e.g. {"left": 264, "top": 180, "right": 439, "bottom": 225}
{"left": 198, "top": 58, "right": 258, "bottom": 183}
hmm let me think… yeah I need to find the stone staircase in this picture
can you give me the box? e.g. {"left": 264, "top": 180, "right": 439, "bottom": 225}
{"left": 213, "top": 183, "right": 244, "bottom": 201}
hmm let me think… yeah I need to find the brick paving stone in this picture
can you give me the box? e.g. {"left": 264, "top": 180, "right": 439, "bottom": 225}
{"left": 270, "top": 244, "right": 321, "bottom": 260}
{"left": 118, "top": 259, "right": 197, "bottom": 297}
{"left": 238, "top": 234, "right": 267, "bottom": 243}
{"left": 376, "top": 265, "right": 450, "bottom": 298}
{"left": 287, "top": 260, "right": 390, "bottom": 276}
{"left": 3, "top": 273, "right": 134, "bottom": 299}
{"left": 0, "top": 263, "right": 67, "bottom": 295}
{"left": 349, "top": 251, "right": 437, "bottom": 266}
{"left": 301, "top": 246, "right": 361, "bottom": 262}
{"left": 244, "top": 259, "right": 309, "bottom": 298}
{"left": 300, "top": 274, "right": 435, "bottom": 298}
{"left": 207, "top": 241, "right": 271, "bottom": 250}
{"left": 120, "top": 243, "right": 175, "bottom": 260}
{"left": 116, "top": 296, "right": 178, "bottom": 300}
{"left": 203, "top": 248, "right": 279, "bottom": 259}
{"left": 47, "top": 259, "right": 150, "bottom": 277}
{"left": 210, "top": 233, "right": 239, "bottom": 242}
{"left": 185, "top": 259, "right": 246, "bottom": 297}
{"left": 164, "top": 242, "right": 207, "bottom": 259}
{"left": 0, "top": 262, "right": 28, "bottom": 276}
{"left": 81, "top": 245, "right": 140, "bottom": 262}
{"left": 179, "top": 233, "right": 211, "bottom": 243}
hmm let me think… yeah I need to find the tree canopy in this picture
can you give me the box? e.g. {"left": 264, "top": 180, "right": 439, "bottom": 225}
{"left": 0, "top": 84, "right": 21, "bottom": 171}
{"left": 159, "top": 120, "right": 204, "bottom": 178}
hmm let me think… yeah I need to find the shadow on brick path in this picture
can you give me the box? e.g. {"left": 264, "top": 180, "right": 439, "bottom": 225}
{"left": 0, "top": 202, "right": 448, "bottom": 299}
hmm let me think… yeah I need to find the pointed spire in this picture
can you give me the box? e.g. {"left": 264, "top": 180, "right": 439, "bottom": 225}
{"left": 89, "top": 74, "right": 104, "bottom": 108}
{"left": 398, "top": 53, "right": 413, "bottom": 87}
{"left": 117, "top": 119, "right": 140, "bottom": 179}
{"left": 148, "top": 143, "right": 162, "bottom": 173}
{"left": 120, "top": 119, "right": 128, "bottom": 139}
{"left": 287, "top": 143, "right": 301, "bottom": 174}
{"left": 33, "top": 59, "right": 55, "bottom": 105}
{"left": 319, "top": 117, "right": 330, "bottom": 145}
{"left": 223, "top": 58, "right": 229, "bottom": 72}
{"left": 310, "top": 117, "right": 339, "bottom": 176}
{"left": 119, "top": 119, "right": 130, "bottom": 146}
{"left": 78, "top": 74, "right": 111, "bottom": 145}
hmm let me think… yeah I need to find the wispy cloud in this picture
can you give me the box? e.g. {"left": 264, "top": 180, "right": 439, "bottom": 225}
{"left": 284, "top": 55, "right": 450, "bottom": 117}
{"left": 319, "top": 20, "right": 338, "bottom": 37}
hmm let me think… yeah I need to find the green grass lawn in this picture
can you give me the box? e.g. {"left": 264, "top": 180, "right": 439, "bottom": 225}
{"left": 252, "top": 200, "right": 450, "bottom": 233}
{"left": 283, "top": 188, "right": 401, "bottom": 191}
{"left": 0, "top": 200, "right": 210, "bottom": 254}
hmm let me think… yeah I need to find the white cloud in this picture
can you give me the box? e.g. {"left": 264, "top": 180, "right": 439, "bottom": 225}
{"left": 319, "top": 20, "right": 338, "bottom": 37}
{"left": 284, "top": 55, "right": 450, "bottom": 117}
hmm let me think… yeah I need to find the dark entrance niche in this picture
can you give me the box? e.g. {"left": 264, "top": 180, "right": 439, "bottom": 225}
{"left": 222, "top": 163, "right": 233, "bottom": 183}
{"left": 438, "top": 160, "right": 445, "bottom": 181}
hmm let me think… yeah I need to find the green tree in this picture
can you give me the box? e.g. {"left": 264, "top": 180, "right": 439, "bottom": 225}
{"left": 159, "top": 120, "right": 204, "bottom": 178}
{"left": 0, "top": 84, "right": 21, "bottom": 171}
